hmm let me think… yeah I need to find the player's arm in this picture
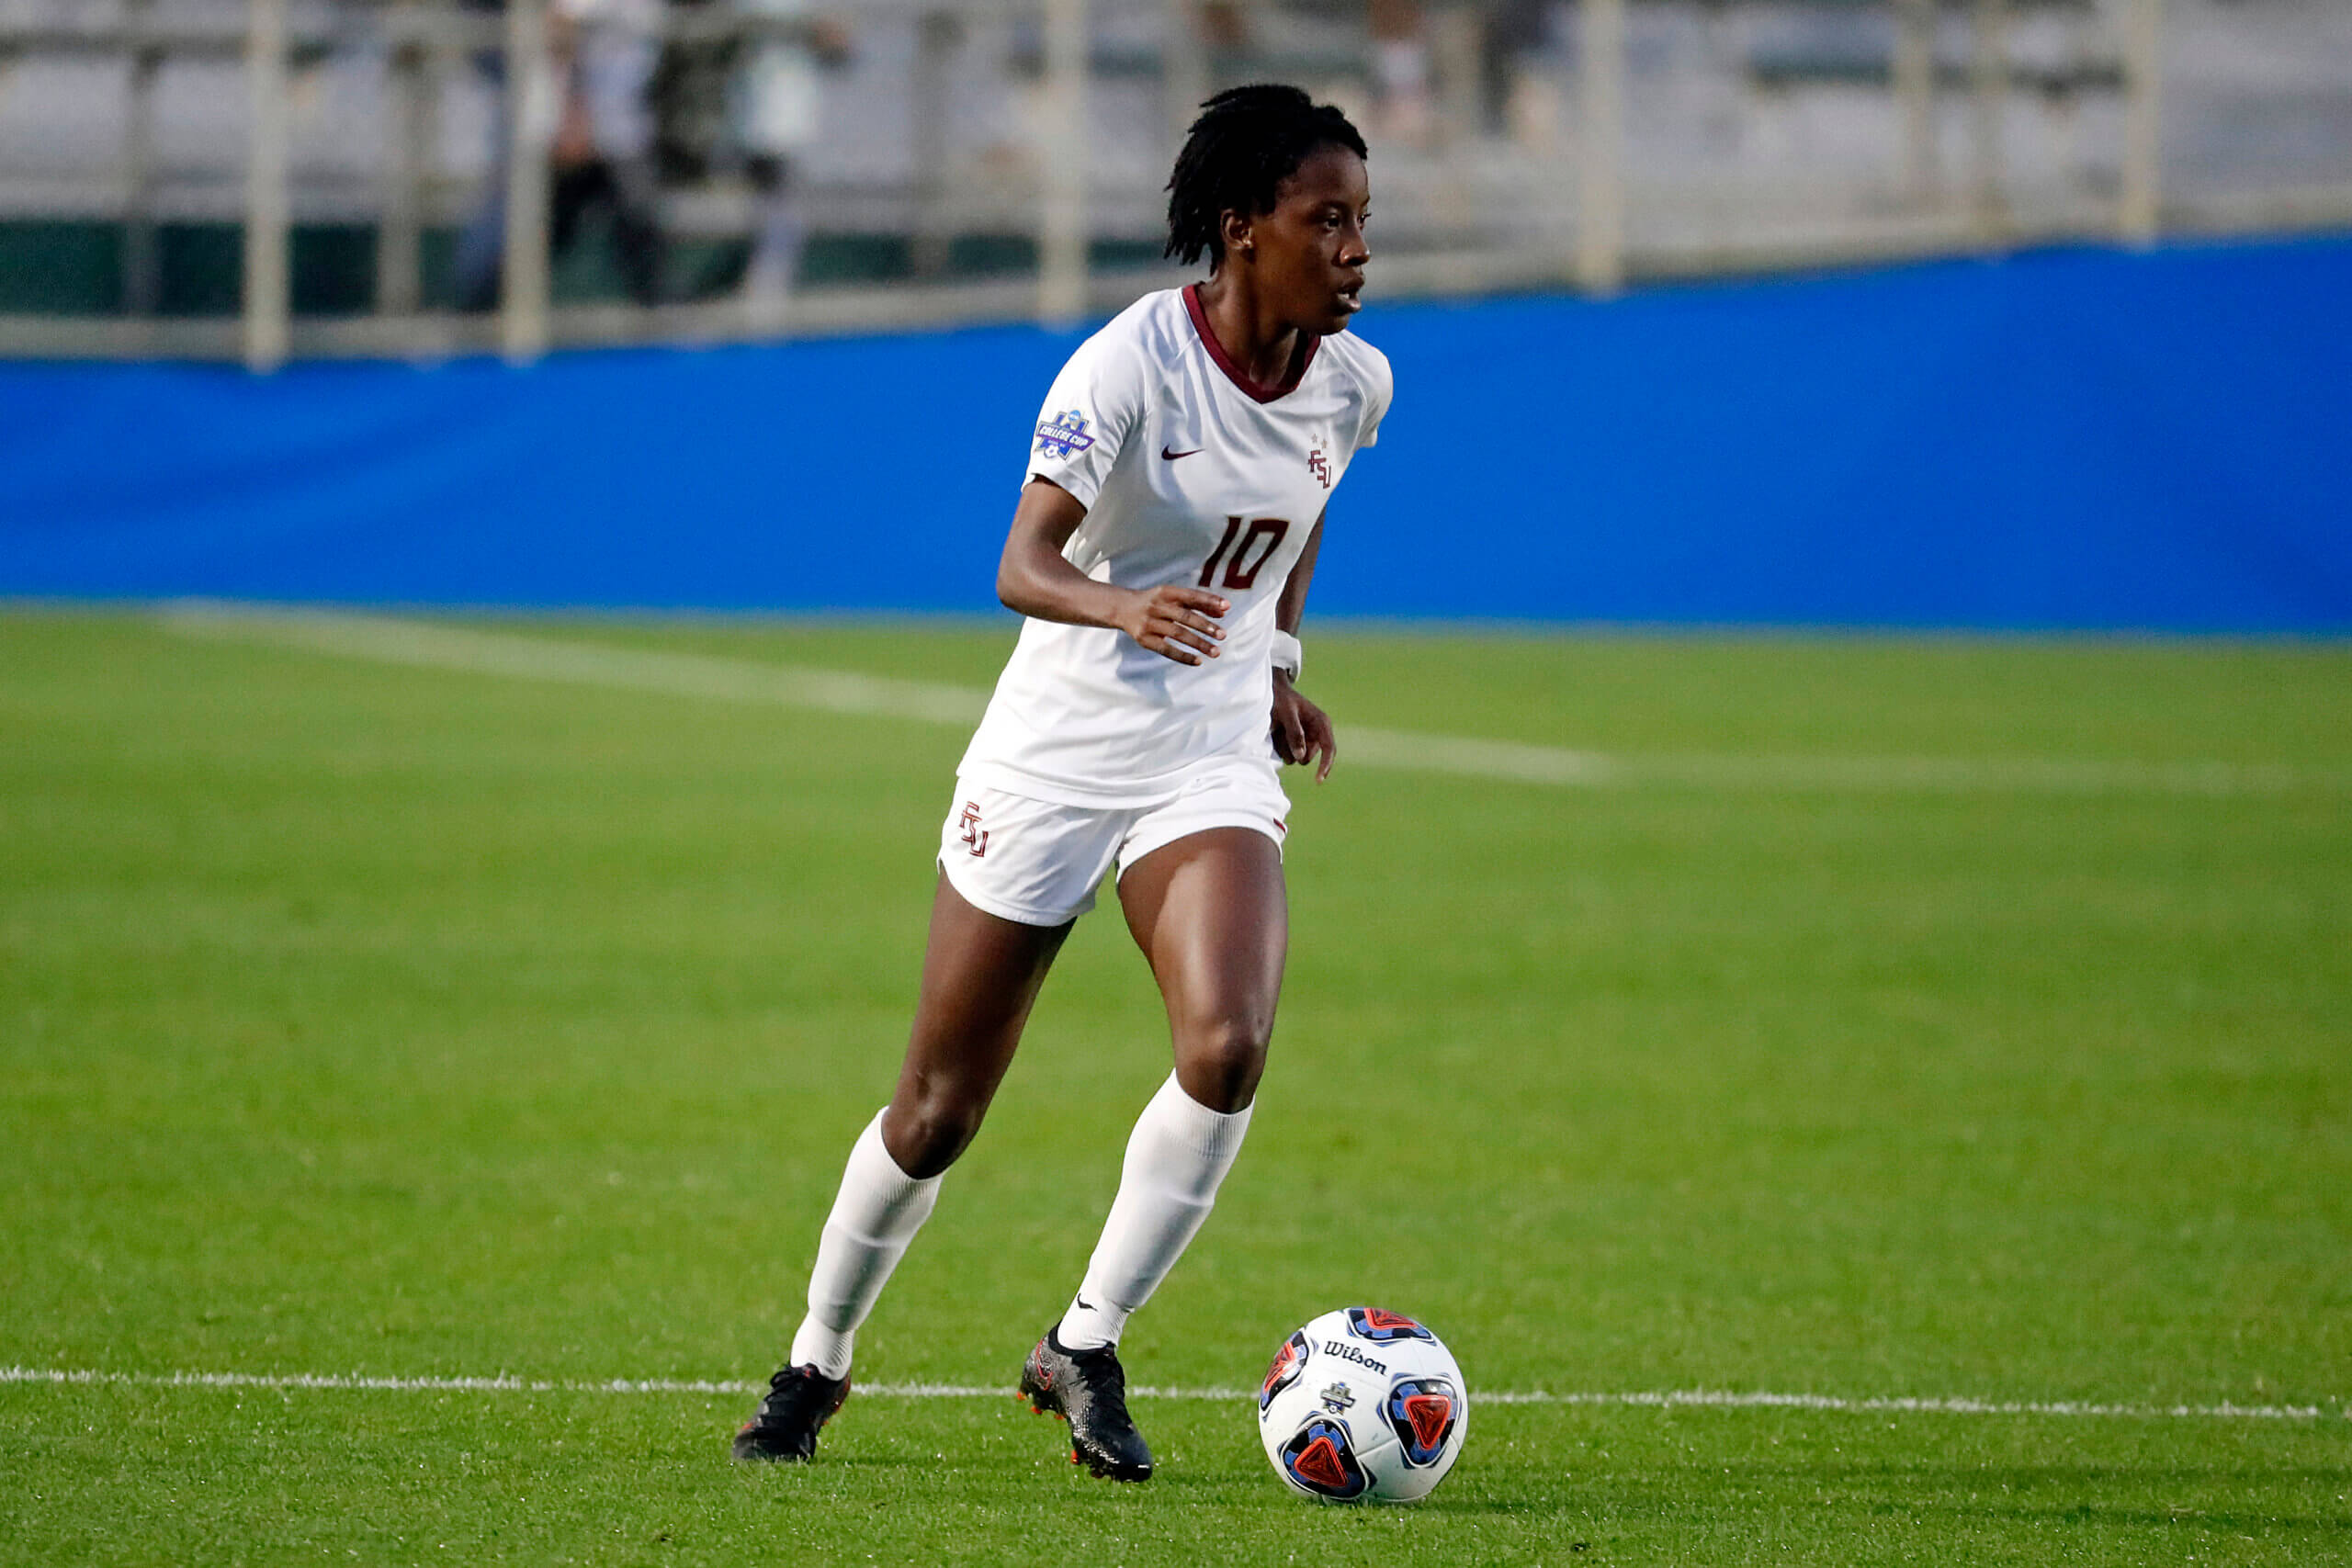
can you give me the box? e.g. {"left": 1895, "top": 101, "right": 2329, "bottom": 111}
{"left": 996, "top": 478, "right": 1230, "bottom": 666}
{"left": 1270, "top": 509, "right": 1337, "bottom": 782}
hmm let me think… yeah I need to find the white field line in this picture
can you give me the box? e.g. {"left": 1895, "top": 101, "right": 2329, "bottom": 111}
{"left": 4, "top": 1366, "right": 2339, "bottom": 1422}
{"left": 159, "top": 605, "right": 2343, "bottom": 798}
{"left": 161, "top": 604, "right": 985, "bottom": 727}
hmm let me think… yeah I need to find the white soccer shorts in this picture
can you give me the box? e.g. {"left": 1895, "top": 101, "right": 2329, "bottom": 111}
{"left": 937, "top": 760, "right": 1291, "bottom": 928}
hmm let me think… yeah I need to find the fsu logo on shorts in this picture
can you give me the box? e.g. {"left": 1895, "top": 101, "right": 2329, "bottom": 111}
{"left": 1344, "top": 1306, "right": 1435, "bottom": 1344}
{"left": 957, "top": 801, "right": 989, "bottom": 857}
{"left": 1260, "top": 1330, "right": 1310, "bottom": 1413}
{"left": 1279, "top": 1416, "right": 1370, "bottom": 1500}
{"left": 1385, "top": 1376, "right": 1459, "bottom": 1467}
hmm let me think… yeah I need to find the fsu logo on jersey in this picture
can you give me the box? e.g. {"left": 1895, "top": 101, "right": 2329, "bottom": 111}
{"left": 1307, "top": 446, "right": 1330, "bottom": 489}
{"left": 1035, "top": 409, "right": 1095, "bottom": 458}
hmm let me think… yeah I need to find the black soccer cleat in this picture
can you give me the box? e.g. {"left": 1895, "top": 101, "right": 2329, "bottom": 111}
{"left": 1019, "top": 1328, "right": 1153, "bottom": 1482}
{"left": 731, "top": 1363, "right": 850, "bottom": 1462}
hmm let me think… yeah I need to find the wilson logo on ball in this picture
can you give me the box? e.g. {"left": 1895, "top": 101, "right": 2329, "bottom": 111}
{"left": 1279, "top": 1416, "right": 1370, "bottom": 1500}
{"left": 1260, "top": 1330, "right": 1310, "bottom": 1413}
{"left": 1345, "top": 1306, "right": 1435, "bottom": 1344}
{"left": 1385, "top": 1377, "right": 1460, "bottom": 1467}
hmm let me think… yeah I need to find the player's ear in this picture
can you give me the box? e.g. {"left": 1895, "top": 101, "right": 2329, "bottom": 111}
{"left": 1218, "top": 208, "right": 1254, "bottom": 262}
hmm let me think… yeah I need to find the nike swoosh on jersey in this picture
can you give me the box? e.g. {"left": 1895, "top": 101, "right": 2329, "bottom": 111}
{"left": 1160, "top": 446, "right": 1203, "bottom": 460}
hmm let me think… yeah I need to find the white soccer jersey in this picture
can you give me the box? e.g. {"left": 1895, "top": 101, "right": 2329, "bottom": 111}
{"left": 956, "top": 285, "right": 1394, "bottom": 807}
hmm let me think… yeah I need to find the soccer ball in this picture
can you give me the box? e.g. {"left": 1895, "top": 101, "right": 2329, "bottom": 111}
{"left": 1256, "top": 1306, "right": 1468, "bottom": 1503}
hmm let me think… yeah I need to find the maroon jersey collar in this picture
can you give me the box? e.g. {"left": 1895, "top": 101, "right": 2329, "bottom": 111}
{"left": 1182, "top": 283, "right": 1319, "bottom": 404}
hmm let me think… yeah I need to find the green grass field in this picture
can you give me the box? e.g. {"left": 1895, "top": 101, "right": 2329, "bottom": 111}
{"left": 4, "top": 610, "right": 2347, "bottom": 1565}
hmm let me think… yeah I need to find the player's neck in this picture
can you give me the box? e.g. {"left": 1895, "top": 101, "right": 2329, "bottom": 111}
{"left": 1193, "top": 275, "right": 1304, "bottom": 392}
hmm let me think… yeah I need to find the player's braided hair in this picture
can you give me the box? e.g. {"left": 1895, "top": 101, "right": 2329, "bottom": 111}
{"left": 1164, "top": 84, "right": 1368, "bottom": 267}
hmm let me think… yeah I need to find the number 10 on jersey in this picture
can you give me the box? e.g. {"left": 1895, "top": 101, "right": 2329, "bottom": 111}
{"left": 1198, "top": 516, "right": 1291, "bottom": 592}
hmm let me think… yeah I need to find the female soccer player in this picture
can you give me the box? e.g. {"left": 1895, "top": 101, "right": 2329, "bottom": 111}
{"left": 733, "top": 84, "right": 1388, "bottom": 1481}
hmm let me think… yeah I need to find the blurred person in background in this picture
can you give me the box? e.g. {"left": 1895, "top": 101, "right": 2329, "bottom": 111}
{"left": 728, "top": 0, "right": 851, "bottom": 316}
{"left": 1365, "top": 0, "right": 1557, "bottom": 144}
{"left": 455, "top": 0, "right": 670, "bottom": 310}
{"left": 1370, "top": 0, "right": 1432, "bottom": 144}
{"left": 653, "top": 0, "right": 849, "bottom": 319}
{"left": 1478, "top": 0, "right": 1558, "bottom": 135}
{"left": 1195, "top": 0, "right": 1250, "bottom": 54}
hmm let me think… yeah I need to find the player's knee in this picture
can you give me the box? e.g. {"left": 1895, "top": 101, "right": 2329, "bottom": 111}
{"left": 1177, "top": 1018, "right": 1270, "bottom": 1113}
{"left": 882, "top": 1092, "right": 986, "bottom": 1180}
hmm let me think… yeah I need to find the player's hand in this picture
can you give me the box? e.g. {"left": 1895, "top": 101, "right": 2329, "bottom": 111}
{"left": 1119, "top": 585, "right": 1227, "bottom": 666}
{"left": 1271, "top": 675, "right": 1337, "bottom": 782}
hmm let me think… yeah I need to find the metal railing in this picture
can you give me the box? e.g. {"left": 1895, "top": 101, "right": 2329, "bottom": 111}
{"left": 1, "top": 0, "right": 2346, "bottom": 369}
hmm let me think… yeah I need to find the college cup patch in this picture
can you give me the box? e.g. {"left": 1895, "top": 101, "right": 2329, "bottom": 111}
{"left": 1035, "top": 409, "right": 1095, "bottom": 458}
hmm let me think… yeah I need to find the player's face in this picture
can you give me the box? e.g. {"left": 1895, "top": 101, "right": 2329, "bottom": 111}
{"left": 1251, "top": 144, "right": 1372, "bottom": 336}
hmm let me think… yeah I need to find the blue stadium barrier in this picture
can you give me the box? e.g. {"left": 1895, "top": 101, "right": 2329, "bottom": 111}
{"left": 4, "top": 236, "right": 2348, "bottom": 631}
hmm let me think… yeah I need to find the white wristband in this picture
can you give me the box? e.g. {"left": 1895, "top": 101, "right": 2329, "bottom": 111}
{"left": 1270, "top": 628, "right": 1304, "bottom": 682}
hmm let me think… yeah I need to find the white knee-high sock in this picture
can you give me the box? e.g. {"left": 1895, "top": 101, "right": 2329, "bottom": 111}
{"left": 1057, "top": 1074, "right": 1253, "bottom": 1350}
{"left": 788, "top": 1110, "right": 942, "bottom": 1379}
